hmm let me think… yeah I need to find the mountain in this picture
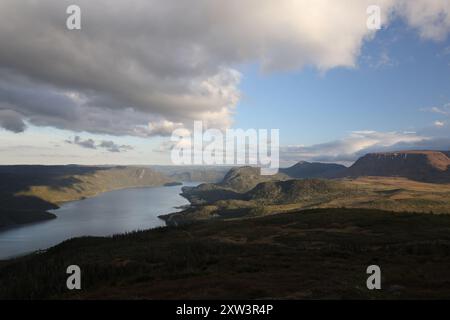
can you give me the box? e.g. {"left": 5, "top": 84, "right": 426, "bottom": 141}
{"left": 343, "top": 150, "right": 450, "bottom": 183}
{"left": 280, "top": 161, "right": 346, "bottom": 179}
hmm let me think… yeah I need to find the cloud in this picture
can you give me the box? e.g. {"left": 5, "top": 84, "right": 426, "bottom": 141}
{"left": 280, "top": 130, "right": 430, "bottom": 164}
{"left": 66, "top": 136, "right": 96, "bottom": 149}
{"left": 99, "top": 140, "right": 134, "bottom": 153}
{"left": 0, "top": 109, "right": 26, "bottom": 133}
{"left": 421, "top": 103, "right": 450, "bottom": 132}
{"left": 395, "top": 0, "right": 450, "bottom": 41}
{"left": 0, "top": 1, "right": 449, "bottom": 137}
{"left": 66, "top": 136, "right": 133, "bottom": 152}
{"left": 423, "top": 103, "right": 450, "bottom": 115}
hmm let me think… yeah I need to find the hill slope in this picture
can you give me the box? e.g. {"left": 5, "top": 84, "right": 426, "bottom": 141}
{"left": 180, "top": 166, "right": 290, "bottom": 205}
{"left": 218, "top": 166, "right": 289, "bottom": 192}
{"left": 2, "top": 208, "right": 450, "bottom": 299}
{"left": 247, "top": 179, "right": 351, "bottom": 204}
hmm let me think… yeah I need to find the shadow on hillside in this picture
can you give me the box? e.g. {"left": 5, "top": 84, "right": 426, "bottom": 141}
{"left": 0, "top": 165, "right": 108, "bottom": 195}
{"left": 0, "top": 166, "right": 112, "bottom": 228}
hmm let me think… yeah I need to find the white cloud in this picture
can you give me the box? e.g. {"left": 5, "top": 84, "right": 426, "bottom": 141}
{"left": 434, "top": 120, "right": 445, "bottom": 127}
{"left": 0, "top": 0, "right": 449, "bottom": 139}
{"left": 280, "top": 130, "right": 429, "bottom": 165}
{"left": 395, "top": 0, "right": 450, "bottom": 41}
{"left": 424, "top": 103, "right": 450, "bottom": 115}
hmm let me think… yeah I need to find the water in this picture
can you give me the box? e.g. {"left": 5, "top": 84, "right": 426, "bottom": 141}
{"left": 0, "top": 182, "right": 197, "bottom": 260}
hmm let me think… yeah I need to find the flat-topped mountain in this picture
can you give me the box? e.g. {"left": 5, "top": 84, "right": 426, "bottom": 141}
{"left": 344, "top": 150, "right": 450, "bottom": 183}
{"left": 280, "top": 161, "right": 346, "bottom": 179}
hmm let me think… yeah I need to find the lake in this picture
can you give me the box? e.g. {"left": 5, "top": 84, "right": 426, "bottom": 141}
{"left": 0, "top": 182, "right": 197, "bottom": 260}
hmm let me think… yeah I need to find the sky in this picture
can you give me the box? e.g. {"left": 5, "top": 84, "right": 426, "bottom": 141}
{"left": 0, "top": 0, "right": 450, "bottom": 166}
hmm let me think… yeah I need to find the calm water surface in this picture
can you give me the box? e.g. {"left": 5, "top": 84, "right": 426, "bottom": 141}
{"left": 0, "top": 182, "right": 197, "bottom": 259}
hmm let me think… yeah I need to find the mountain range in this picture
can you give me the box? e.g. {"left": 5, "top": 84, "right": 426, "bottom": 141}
{"left": 166, "top": 150, "right": 450, "bottom": 225}
{"left": 282, "top": 150, "right": 450, "bottom": 183}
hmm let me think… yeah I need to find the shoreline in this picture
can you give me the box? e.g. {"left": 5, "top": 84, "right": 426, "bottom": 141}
{"left": 2, "top": 182, "right": 183, "bottom": 231}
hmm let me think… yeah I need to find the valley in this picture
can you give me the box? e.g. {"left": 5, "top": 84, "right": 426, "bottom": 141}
{"left": 3, "top": 150, "right": 450, "bottom": 299}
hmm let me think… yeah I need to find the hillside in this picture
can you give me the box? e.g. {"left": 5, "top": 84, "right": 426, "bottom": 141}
{"left": 163, "top": 176, "right": 450, "bottom": 225}
{"left": 0, "top": 166, "right": 172, "bottom": 228}
{"left": 218, "top": 166, "right": 290, "bottom": 192}
{"left": 179, "top": 166, "right": 290, "bottom": 205}
{"left": 17, "top": 166, "right": 171, "bottom": 204}
{"left": 2, "top": 208, "right": 450, "bottom": 299}
{"left": 180, "top": 163, "right": 346, "bottom": 204}
{"left": 343, "top": 151, "right": 450, "bottom": 183}
{"left": 247, "top": 179, "right": 351, "bottom": 204}
{"left": 280, "top": 161, "right": 346, "bottom": 179}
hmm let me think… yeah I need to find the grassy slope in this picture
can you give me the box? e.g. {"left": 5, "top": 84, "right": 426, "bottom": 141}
{"left": 1, "top": 208, "right": 450, "bottom": 299}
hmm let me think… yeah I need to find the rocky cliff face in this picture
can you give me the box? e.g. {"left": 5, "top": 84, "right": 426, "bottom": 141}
{"left": 343, "top": 151, "right": 450, "bottom": 183}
